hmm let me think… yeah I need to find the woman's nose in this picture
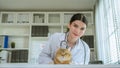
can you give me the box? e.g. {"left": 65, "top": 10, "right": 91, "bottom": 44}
{"left": 75, "top": 28, "right": 80, "bottom": 34}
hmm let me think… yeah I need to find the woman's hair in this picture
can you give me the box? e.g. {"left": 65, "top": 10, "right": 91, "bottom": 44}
{"left": 66, "top": 13, "right": 88, "bottom": 32}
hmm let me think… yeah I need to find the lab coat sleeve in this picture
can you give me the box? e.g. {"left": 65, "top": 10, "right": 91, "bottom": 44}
{"left": 38, "top": 34, "right": 54, "bottom": 64}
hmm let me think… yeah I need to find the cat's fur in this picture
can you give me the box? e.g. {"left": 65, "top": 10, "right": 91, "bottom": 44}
{"left": 54, "top": 48, "right": 72, "bottom": 64}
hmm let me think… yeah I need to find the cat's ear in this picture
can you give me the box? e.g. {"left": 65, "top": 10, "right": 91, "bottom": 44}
{"left": 67, "top": 47, "right": 71, "bottom": 51}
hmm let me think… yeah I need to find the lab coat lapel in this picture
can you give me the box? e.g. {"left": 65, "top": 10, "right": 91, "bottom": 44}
{"left": 59, "top": 33, "right": 66, "bottom": 42}
{"left": 71, "top": 39, "right": 82, "bottom": 56}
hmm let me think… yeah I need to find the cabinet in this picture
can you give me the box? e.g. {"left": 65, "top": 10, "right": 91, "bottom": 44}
{"left": 0, "top": 12, "right": 30, "bottom": 63}
{"left": 81, "top": 35, "right": 96, "bottom": 61}
{"left": 0, "top": 11, "right": 94, "bottom": 63}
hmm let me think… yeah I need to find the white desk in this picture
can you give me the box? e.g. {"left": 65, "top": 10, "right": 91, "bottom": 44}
{"left": 0, "top": 63, "right": 120, "bottom": 68}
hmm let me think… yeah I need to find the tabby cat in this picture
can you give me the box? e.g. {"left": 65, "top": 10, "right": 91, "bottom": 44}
{"left": 54, "top": 48, "right": 72, "bottom": 64}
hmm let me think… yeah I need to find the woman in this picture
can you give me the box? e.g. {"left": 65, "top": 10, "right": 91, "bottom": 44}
{"left": 38, "top": 13, "right": 90, "bottom": 64}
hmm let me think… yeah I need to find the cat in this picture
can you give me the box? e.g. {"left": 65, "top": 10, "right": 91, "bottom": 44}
{"left": 54, "top": 48, "right": 72, "bottom": 64}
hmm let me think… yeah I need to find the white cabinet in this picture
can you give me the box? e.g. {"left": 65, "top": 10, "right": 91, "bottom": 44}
{"left": 0, "top": 12, "right": 30, "bottom": 63}
{"left": 0, "top": 11, "right": 94, "bottom": 63}
{"left": 0, "top": 12, "right": 30, "bottom": 50}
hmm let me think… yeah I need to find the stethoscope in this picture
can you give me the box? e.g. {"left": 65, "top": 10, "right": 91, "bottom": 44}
{"left": 60, "top": 32, "right": 86, "bottom": 64}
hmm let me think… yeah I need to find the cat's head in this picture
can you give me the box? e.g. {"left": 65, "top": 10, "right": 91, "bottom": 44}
{"left": 56, "top": 48, "right": 71, "bottom": 56}
{"left": 54, "top": 48, "right": 72, "bottom": 64}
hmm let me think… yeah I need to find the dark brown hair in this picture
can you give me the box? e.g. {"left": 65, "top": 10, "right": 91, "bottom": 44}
{"left": 66, "top": 13, "right": 88, "bottom": 32}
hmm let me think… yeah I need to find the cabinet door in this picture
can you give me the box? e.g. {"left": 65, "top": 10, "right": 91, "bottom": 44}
{"left": 48, "top": 13, "right": 60, "bottom": 24}
{"left": 32, "top": 13, "right": 46, "bottom": 23}
{"left": 10, "top": 50, "right": 28, "bottom": 63}
{"left": 1, "top": 12, "right": 15, "bottom": 23}
{"left": 83, "top": 12, "right": 93, "bottom": 24}
{"left": 64, "top": 13, "right": 74, "bottom": 24}
{"left": 81, "top": 35, "right": 94, "bottom": 48}
{"left": 31, "top": 26, "right": 48, "bottom": 37}
{"left": 17, "top": 12, "right": 31, "bottom": 24}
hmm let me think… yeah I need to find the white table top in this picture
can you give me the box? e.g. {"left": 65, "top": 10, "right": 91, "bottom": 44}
{"left": 0, "top": 63, "right": 120, "bottom": 68}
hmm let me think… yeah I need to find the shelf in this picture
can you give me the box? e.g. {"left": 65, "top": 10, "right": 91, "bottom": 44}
{"left": 0, "top": 34, "right": 29, "bottom": 37}
{"left": 0, "top": 23, "right": 30, "bottom": 26}
{"left": 9, "top": 36, "right": 29, "bottom": 48}
{"left": 0, "top": 48, "right": 29, "bottom": 51}
{"left": 31, "top": 23, "right": 61, "bottom": 26}
{"left": 90, "top": 48, "right": 94, "bottom": 51}
{"left": 0, "top": 26, "right": 30, "bottom": 36}
{"left": 0, "top": 36, "right": 29, "bottom": 49}
{"left": 31, "top": 37, "right": 48, "bottom": 41}
{"left": 49, "top": 26, "right": 61, "bottom": 34}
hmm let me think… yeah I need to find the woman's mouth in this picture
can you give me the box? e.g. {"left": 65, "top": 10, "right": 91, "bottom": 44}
{"left": 73, "top": 33, "right": 79, "bottom": 36}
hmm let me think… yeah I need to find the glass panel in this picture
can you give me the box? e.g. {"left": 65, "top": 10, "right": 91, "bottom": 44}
{"left": 64, "top": 13, "right": 74, "bottom": 23}
{"left": 2, "top": 13, "right": 14, "bottom": 23}
{"left": 48, "top": 14, "right": 60, "bottom": 23}
{"left": 17, "top": 13, "right": 30, "bottom": 23}
{"left": 33, "top": 14, "right": 45, "bottom": 23}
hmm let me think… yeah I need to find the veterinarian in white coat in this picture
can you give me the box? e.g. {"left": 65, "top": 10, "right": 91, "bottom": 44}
{"left": 38, "top": 13, "right": 90, "bottom": 64}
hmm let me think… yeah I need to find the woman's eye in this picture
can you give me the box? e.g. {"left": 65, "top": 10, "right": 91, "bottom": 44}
{"left": 80, "top": 28, "right": 85, "bottom": 30}
{"left": 73, "top": 24, "right": 78, "bottom": 28}
{"left": 73, "top": 24, "right": 86, "bottom": 30}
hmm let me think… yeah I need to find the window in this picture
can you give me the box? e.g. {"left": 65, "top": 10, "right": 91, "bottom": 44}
{"left": 95, "top": 0, "right": 120, "bottom": 64}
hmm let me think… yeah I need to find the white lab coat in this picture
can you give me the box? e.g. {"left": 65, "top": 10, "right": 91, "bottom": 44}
{"left": 38, "top": 33, "right": 90, "bottom": 64}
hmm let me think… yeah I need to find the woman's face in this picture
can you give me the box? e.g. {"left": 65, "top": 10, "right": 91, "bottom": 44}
{"left": 68, "top": 20, "right": 86, "bottom": 39}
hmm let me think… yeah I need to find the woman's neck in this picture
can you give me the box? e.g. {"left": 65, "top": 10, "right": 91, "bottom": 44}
{"left": 67, "top": 34, "right": 77, "bottom": 47}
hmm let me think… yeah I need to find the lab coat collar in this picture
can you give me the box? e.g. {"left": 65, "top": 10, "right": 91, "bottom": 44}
{"left": 59, "top": 32, "right": 81, "bottom": 46}
{"left": 59, "top": 32, "right": 68, "bottom": 42}
{"left": 59, "top": 32, "right": 82, "bottom": 50}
